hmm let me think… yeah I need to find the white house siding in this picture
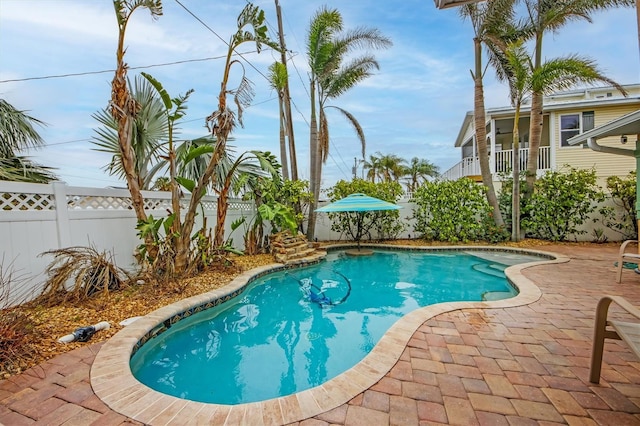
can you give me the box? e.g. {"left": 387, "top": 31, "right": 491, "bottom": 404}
{"left": 553, "top": 104, "right": 639, "bottom": 182}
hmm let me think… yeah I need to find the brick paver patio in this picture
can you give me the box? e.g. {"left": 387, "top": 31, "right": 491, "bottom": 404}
{"left": 2, "top": 243, "right": 640, "bottom": 425}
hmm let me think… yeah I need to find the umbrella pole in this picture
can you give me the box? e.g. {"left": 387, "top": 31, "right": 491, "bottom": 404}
{"left": 356, "top": 212, "right": 364, "bottom": 251}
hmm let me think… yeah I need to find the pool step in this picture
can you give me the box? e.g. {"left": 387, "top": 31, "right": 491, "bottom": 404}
{"left": 472, "top": 263, "right": 506, "bottom": 278}
{"left": 482, "top": 291, "right": 516, "bottom": 301}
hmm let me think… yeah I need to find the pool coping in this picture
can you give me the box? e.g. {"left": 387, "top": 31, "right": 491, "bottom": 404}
{"left": 90, "top": 245, "right": 569, "bottom": 425}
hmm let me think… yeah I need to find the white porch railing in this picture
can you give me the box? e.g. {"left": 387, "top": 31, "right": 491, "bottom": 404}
{"left": 442, "top": 146, "right": 551, "bottom": 180}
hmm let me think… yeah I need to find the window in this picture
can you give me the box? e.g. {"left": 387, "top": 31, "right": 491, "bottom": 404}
{"left": 583, "top": 111, "right": 595, "bottom": 131}
{"left": 560, "top": 111, "right": 595, "bottom": 147}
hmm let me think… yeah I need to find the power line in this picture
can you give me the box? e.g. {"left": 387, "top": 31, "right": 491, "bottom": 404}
{"left": 0, "top": 54, "right": 252, "bottom": 84}
{"left": 174, "top": 0, "right": 272, "bottom": 84}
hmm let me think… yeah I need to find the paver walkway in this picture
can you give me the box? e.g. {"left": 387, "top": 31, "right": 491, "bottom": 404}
{"left": 2, "top": 244, "right": 640, "bottom": 425}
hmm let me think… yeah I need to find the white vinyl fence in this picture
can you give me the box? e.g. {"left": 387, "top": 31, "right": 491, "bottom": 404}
{"left": 0, "top": 181, "right": 256, "bottom": 305}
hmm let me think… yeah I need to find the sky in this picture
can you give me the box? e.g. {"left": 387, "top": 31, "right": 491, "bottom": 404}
{"left": 0, "top": 0, "right": 638, "bottom": 191}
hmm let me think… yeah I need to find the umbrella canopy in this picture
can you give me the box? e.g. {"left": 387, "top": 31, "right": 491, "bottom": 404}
{"left": 315, "top": 193, "right": 402, "bottom": 252}
{"left": 315, "top": 193, "right": 402, "bottom": 213}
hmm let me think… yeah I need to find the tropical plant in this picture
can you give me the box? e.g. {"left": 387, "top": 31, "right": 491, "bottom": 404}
{"left": 486, "top": 34, "right": 532, "bottom": 242}
{"left": 402, "top": 157, "right": 439, "bottom": 193}
{"left": 212, "top": 150, "right": 283, "bottom": 248}
{"left": 92, "top": 75, "right": 169, "bottom": 189}
{"left": 519, "top": 0, "right": 633, "bottom": 195}
{"left": 459, "top": 0, "right": 516, "bottom": 229}
{"left": 238, "top": 176, "right": 307, "bottom": 255}
{"left": 151, "top": 176, "right": 171, "bottom": 191}
{"left": 599, "top": 171, "right": 637, "bottom": 240}
{"left": 413, "top": 178, "right": 494, "bottom": 243}
{"left": 0, "top": 157, "right": 57, "bottom": 183}
{"left": 166, "top": 3, "right": 278, "bottom": 274}
{"left": 305, "top": 6, "right": 392, "bottom": 240}
{"left": 522, "top": 166, "right": 605, "bottom": 241}
{"left": 110, "top": 0, "right": 162, "bottom": 223}
{"left": 326, "top": 179, "right": 405, "bottom": 242}
{"left": 0, "top": 99, "right": 57, "bottom": 183}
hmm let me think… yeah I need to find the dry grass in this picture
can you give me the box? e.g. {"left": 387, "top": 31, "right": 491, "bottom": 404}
{"left": 0, "top": 253, "right": 274, "bottom": 379}
{"left": 0, "top": 239, "right": 616, "bottom": 379}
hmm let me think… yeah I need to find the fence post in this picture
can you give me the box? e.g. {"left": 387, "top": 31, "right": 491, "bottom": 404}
{"left": 52, "top": 181, "right": 71, "bottom": 249}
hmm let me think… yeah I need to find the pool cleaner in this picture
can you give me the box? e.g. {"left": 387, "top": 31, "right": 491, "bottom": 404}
{"left": 58, "top": 321, "right": 110, "bottom": 343}
{"left": 288, "top": 271, "right": 352, "bottom": 307}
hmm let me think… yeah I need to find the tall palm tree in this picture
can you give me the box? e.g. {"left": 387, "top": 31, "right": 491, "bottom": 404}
{"left": 521, "top": 0, "right": 633, "bottom": 195}
{"left": 306, "top": 6, "right": 392, "bottom": 240}
{"left": 268, "top": 61, "right": 290, "bottom": 180}
{"left": 92, "top": 75, "right": 169, "bottom": 189}
{"left": 171, "top": 3, "right": 277, "bottom": 273}
{"left": 460, "top": 0, "right": 516, "bottom": 229}
{"left": 403, "top": 157, "right": 439, "bottom": 193}
{"left": 0, "top": 99, "right": 57, "bottom": 183}
{"left": 110, "top": 0, "right": 162, "bottom": 223}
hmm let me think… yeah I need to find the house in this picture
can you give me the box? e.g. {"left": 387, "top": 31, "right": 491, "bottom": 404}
{"left": 443, "top": 84, "right": 640, "bottom": 183}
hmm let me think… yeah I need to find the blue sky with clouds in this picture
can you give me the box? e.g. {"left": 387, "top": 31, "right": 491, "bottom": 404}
{"left": 1, "top": 0, "right": 638, "bottom": 190}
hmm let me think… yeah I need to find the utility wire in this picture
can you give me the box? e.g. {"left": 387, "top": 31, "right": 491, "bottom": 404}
{"left": 174, "top": 0, "right": 272, "bottom": 84}
{"left": 0, "top": 54, "right": 252, "bottom": 84}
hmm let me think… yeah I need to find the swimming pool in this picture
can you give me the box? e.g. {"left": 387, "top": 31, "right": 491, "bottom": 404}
{"left": 91, "top": 245, "right": 565, "bottom": 425}
{"left": 130, "top": 249, "right": 538, "bottom": 404}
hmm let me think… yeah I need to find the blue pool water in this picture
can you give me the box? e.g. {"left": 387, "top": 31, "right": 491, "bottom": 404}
{"left": 130, "top": 249, "right": 533, "bottom": 404}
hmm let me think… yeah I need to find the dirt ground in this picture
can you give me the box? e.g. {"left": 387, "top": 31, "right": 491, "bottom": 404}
{"left": 1, "top": 239, "right": 617, "bottom": 380}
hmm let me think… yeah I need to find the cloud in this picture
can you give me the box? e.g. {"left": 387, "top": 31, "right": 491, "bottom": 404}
{"left": 0, "top": 0, "right": 636, "bottom": 190}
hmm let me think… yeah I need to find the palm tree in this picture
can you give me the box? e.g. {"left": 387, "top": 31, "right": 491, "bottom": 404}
{"left": 171, "top": 3, "right": 276, "bottom": 273}
{"left": 377, "top": 153, "right": 407, "bottom": 182}
{"left": 268, "top": 61, "right": 290, "bottom": 180}
{"left": 521, "top": 0, "right": 633, "bottom": 195}
{"left": 460, "top": 0, "right": 516, "bottom": 229}
{"left": 0, "top": 99, "right": 57, "bottom": 183}
{"left": 92, "top": 75, "right": 169, "bottom": 189}
{"left": 363, "top": 153, "right": 382, "bottom": 182}
{"left": 306, "top": 6, "right": 392, "bottom": 240}
{"left": 110, "top": 0, "right": 162, "bottom": 223}
{"left": 403, "top": 157, "right": 439, "bottom": 193}
{"left": 492, "top": 35, "right": 627, "bottom": 241}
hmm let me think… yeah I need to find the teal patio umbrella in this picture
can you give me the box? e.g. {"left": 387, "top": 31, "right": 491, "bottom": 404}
{"left": 315, "top": 193, "right": 402, "bottom": 252}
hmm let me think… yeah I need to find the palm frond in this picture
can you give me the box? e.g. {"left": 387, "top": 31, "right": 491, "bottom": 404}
{"left": 0, "top": 99, "right": 46, "bottom": 158}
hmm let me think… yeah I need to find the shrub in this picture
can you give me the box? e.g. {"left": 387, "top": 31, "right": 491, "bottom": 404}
{"left": 522, "top": 166, "right": 605, "bottom": 241}
{"left": 325, "top": 179, "right": 405, "bottom": 241}
{"left": 412, "top": 178, "right": 496, "bottom": 242}
{"left": 599, "top": 171, "right": 637, "bottom": 240}
{"left": 0, "top": 259, "right": 37, "bottom": 378}
{"left": 38, "top": 246, "right": 130, "bottom": 306}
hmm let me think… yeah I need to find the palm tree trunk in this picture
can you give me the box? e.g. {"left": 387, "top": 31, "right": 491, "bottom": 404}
{"left": 473, "top": 37, "right": 504, "bottom": 228}
{"left": 526, "top": 91, "right": 543, "bottom": 195}
{"left": 525, "top": 32, "right": 544, "bottom": 196}
{"left": 275, "top": 0, "right": 298, "bottom": 181}
{"left": 213, "top": 185, "right": 229, "bottom": 248}
{"left": 512, "top": 107, "right": 521, "bottom": 242}
{"left": 307, "top": 80, "right": 319, "bottom": 240}
{"left": 278, "top": 93, "right": 289, "bottom": 180}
